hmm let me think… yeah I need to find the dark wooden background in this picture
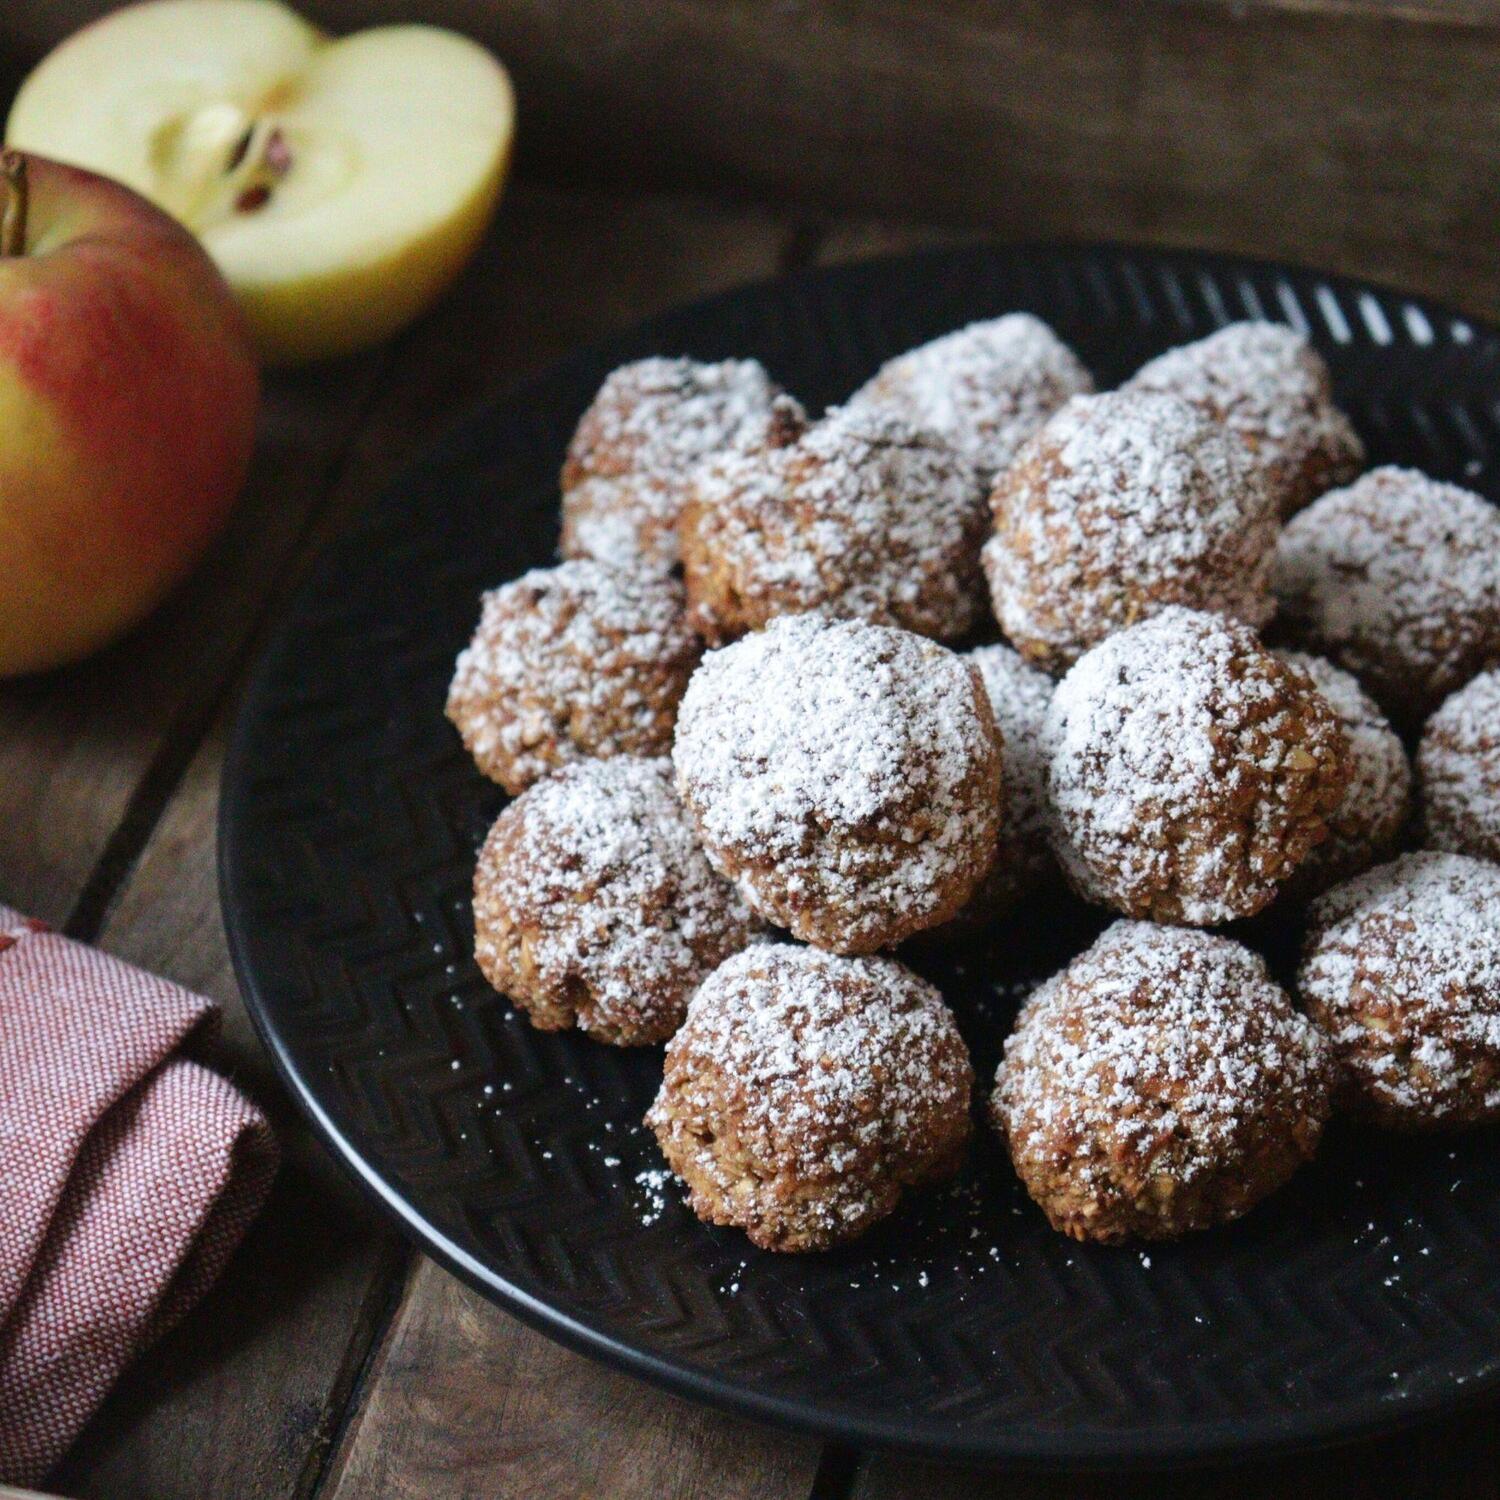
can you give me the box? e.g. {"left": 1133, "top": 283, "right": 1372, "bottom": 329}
{"left": 0, "top": 4, "right": 1497, "bottom": 1498}
{"left": 8, "top": 1, "right": 1500, "bottom": 317}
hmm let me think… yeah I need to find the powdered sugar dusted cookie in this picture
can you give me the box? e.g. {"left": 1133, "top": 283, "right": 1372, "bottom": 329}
{"left": 1125, "top": 321, "right": 1363, "bottom": 516}
{"left": 647, "top": 944, "right": 972, "bottom": 1251}
{"left": 848, "top": 313, "right": 1092, "bottom": 484}
{"left": 984, "top": 391, "right": 1279, "bottom": 673}
{"left": 939, "top": 643, "right": 1056, "bottom": 930}
{"left": 473, "top": 757, "right": 758, "bottom": 1044}
{"left": 1276, "top": 651, "right": 1411, "bottom": 899}
{"left": 679, "top": 403, "right": 989, "bottom": 645}
{"left": 993, "top": 922, "right": 1331, "bottom": 1242}
{"left": 1418, "top": 668, "right": 1500, "bottom": 865}
{"left": 1273, "top": 467, "right": 1500, "bottom": 726}
{"left": 672, "top": 614, "right": 1003, "bottom": 953}
{"left": 560, "top": 356, "right": 805, "bottom": 572}
{"left": 1299, "top": 851, "right": 1500, "bottom": 1129}
{"left": 1045, "top": 608, "right": 1351, "bottom": 924}
{"left": 447, "top": 559, "right": 700, "bottom": 794}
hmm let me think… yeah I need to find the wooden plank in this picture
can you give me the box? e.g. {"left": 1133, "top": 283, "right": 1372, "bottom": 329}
{"left": 0, "top": 354, "right": 386, "bottom": 929}
{"left": 45, "top": 183, "right": 807, "bottom": 1499}
{"left": 307, "top": 182, "right": 822, "bottom": 1500}
{"left": 11, "top": 4, "right": 1500, "bottom": 312}
{"left": 391, "top": 0, "right": 1500, "bottom": 318}
{"left": 8, "top": 0, "right": 1498, "bottom": 61}
{"left": 321, "top": 1259, "right": 822, "bottom": 1500}
{"left": 855, "top": 1407, "right": 1500, "bottom": 1499}
{"left": 18, "top": 0, "right": 1500, "bottom": 313}
{"left": 811, "top": 217, "right": 978, "bottom": 273}
{"left": 18, "top": 0, "right": 1500, "bottom": 320}
{"left": 49, "top": 714, "right": 408, "bottom": 1500}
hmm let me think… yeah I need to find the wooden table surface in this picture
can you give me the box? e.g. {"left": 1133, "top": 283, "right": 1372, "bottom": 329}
{"left": 2, "top": 178, "right": 1497, "bottom": 1500}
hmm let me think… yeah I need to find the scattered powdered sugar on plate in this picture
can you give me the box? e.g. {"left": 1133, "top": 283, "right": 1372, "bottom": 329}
{"left": 848, "top": 313, "right": 1093, "bottom": 481}
{"left": 681, "top": 403, "right": 989, "bottom": 643}
{"left": 672, "top": 614, "right": 1002, "bottom": 951}
{"left": 1273, "top": 466, "right": 1500, "bottom": 724}
{"left": 1299, "top": 851, "right": 1500, "bottom": 1125}
{"left": 1044, "top": 607, "right": 1349, "bottom": 925}
{"left": 446, "top": 558, "right": 700, "bottom": 792}
{"left": 1124, "top": 321, "right": 1363, "bottom": 514}
{"left": 634, "top": 1167, "right": 673, "bottom": 1227}
{"left": 1418, "top": 668, "right": 1500, "bottom": 863}
{"left": 984, "top": 390, "right": 1278, "bottom": 672}
{"left": 472, "top": 757, "right": 758, "bottom": 1042}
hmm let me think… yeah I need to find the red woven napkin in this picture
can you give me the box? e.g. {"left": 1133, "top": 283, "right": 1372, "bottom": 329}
{"left": 0, "top": 905, "right": 278, "bottom": 1486}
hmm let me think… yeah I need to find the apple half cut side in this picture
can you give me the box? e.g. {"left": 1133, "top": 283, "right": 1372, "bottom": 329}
{"left": 7, "top": 0, "right": 516, "bottom": 365}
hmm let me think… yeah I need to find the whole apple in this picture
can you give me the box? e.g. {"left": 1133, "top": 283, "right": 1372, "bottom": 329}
{"left": 0, "top": 149, "right": 258, "bottom": 676}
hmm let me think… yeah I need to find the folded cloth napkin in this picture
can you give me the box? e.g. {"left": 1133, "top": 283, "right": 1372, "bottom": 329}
{"left": 0, "top": 905, "right": 278, "bottom": 1486}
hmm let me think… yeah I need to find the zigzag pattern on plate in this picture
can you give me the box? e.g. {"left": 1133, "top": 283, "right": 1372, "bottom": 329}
{"left": 222, "top": 247, "right": 1500, "bottom": 1464}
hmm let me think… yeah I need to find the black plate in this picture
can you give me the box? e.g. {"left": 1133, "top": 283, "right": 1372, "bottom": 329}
{"left": 220, "top": 244, "right": 1500, "bottom": 1469}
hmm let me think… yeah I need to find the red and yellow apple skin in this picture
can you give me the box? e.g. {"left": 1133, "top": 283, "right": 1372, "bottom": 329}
{"left": 0, "top": 153, "right": 258, "bottom": 676}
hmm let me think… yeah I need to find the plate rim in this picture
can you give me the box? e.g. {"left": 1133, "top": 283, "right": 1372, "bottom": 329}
{"left": 219, "top": 237, "right": 1500, "bottom": 1470}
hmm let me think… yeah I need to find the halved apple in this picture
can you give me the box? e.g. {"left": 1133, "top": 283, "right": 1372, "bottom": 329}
{"left": 8, "top": 0, "right": 515, "bottom": 364}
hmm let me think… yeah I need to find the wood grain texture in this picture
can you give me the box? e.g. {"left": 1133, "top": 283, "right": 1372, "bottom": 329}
{"left": 447, "top": 0, "right": 1500, "bottom": 319}
{"left": 855, "top": 1409, "right": 1500, "bottom": 1499}
{"left": 321, "top": 1259, "right": 821, "bottom": 1500}
{"left": 10, "top": 1, "right": 1500, "bottom": 317}
{"left": 304, "top": 183, "right": 823, "bottom": 1500}
{"left": 0, "top": 356, "right": 387, "bottom": 929}
{"left": 47, "top": 713, "right": 407, "bottom": 1500}
{"left": 28, "top": 182, "right": 806, "bottom": 1499}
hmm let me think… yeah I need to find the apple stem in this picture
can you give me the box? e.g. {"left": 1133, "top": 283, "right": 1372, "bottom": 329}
{"left": 0, "top": 151, "right": 27, "bottom": 258}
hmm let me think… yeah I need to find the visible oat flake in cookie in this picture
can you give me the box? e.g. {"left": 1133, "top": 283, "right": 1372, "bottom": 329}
{"left": 993, "top": 922, "right": 1332, "bottom": 1243}
{"left": 679, "top": 403, "right": 989, "bottom": 644}
{"left": 1045, "top": 607, "right": 1351, "bottom": 925}
{"left": 848, "top": 313, "right": 1093, "bottom": 483}
{"left": 1125, "top": 321, "right": 1364, "bottom": 516}
{"left": 473, "top": 757, "right": 758, "bottom": 1045}
{"left": 672, "top": 614, "right": 1004, "bottom": 953}
{"left": 446, "top": 559, "right": 701, "bottom": 795}
{"left": 1299, "top": 851, "right": 1500, "bottom": 1129}
{"left": 647, "top": 945, "right": 973, "bottom": 1251}
{"left": 984, "top": 390, "right": 1279, "bottom": 673}
{"left": 560, "top": 356, "right": 804, "bottom": 572}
